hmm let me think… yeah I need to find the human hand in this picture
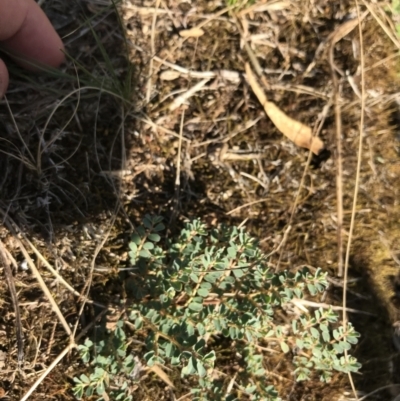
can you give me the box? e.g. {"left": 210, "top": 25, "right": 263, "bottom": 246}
{"left": 0, "top": 0, "right": 65, "bottom": 97}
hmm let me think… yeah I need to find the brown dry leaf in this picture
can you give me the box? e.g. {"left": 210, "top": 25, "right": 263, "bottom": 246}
{"left": 245, "top": 63, "right": 324, "bottom": 155}
{"left": 148, "top": 364, "right": 175, "bottom": 388}
{"left": 179, "top": 27, "right": 205, "bottom": 38}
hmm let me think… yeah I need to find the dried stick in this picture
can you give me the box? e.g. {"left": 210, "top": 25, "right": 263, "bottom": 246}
{"left": 343, "top": 2, "right": 366, "bottom": 399}
{"left": 0, "top": 241, "right": 24, "bottom": 366}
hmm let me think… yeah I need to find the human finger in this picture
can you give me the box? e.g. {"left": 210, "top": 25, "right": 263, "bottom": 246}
{"left": 0, "top": 57, "right": 9, "bottom": 97}
{"left": 0, "top": 0, "right": 65, "bottom": 70}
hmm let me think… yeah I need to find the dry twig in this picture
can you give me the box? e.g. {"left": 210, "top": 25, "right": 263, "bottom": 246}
{"left": 0, "top": 240, "right": 24, "bottom": 366}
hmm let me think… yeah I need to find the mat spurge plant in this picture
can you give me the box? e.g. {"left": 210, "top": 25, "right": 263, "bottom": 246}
{"left": 73, "top": 215, "right": 361, "bottom": 401}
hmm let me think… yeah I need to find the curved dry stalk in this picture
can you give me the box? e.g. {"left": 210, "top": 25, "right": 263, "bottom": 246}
{"left": 34, "top": 85, "right": 129, "bottom": 174}
{"left": 343, "top": 2, "right": 366, "bottom": 399}
{"left": 325, "top": 13, "right": 368, "bottom": 277}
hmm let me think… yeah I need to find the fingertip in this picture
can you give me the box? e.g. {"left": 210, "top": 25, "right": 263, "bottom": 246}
{"left": 0, "top": 58, "right": 9, "bottom": 97}
{"left": 48, "top": 41, "right": 65, "bottom": 69}
{"left": 2, "top": 0, "right": 65, "bottom": 71}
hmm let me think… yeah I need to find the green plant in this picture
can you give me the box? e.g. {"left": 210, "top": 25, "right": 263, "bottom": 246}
{"left": 73, "top": 321, "right": 138, "bottom": 401}
{"left": 73, "top": 216, "right": 361, "bottom": 401}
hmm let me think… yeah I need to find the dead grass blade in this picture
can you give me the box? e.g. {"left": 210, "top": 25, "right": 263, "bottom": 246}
{"left": 245, "top": 63, "right": 324, "bottom": 155}
{"left": 0, "top": 241, "right": 24, "bottom": 366}
{"left": 342, "top": 2, "right": 366, "bottom": 399}
{"left": 290, "top": 298, "right": 374, "bottom": 316}
{"left": 327, "top": 10, "right": 367, "bottom": 281}
{"left": 169, "top": 78, "right": 211, "bottom": 111}
{"left": 328, "top": 45, "right": 344, "bottom": 278}
{"left": 148, "top": 364, "right": 175, "bottom": 389}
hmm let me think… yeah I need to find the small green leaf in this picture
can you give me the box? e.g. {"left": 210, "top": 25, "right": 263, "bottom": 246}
{"left": 96, "top": 381, "right": 106, "bottom": 395}
{"left": 307, "top": 283, "right": 317, "bottom": 296}
{"left": 333, "top": 329, "right": 341, "bottom": 341}
{"left": 143, "top": 217, "right": 153, "bottom": 229}
{"left": 131, "top": 233, "right": 141, "bottom": 244}
{"left": 143, "top": 242, "right": 154, "bottom": 250}
{"left": 129, "top": 242, "right": 137, "bottom": 252}
{"left": 312, "top": 348, "right": 322, "bottom": 358}
{"left": 197, "top": 288, "right": 209, "bottom": 297}
{"left": 245, "top": 385, "right": 257, "bottom": 394}
{"left": 85, "top": 385, "right": 94, "bottom": 397}
{"left": 280, "top": 342, "right": 290, "bottom": 353}
{"left": 194, "top": 339, "right": 206, "bottom": 352}
{"left": 229, "top": 326, "right": 239, "bottom": 339}
{"left": 310, "top": 327, "right": 320, "bottom": 339}
{"left": 203, "top": 351, "right": 216, "bottom": 362}
{"left": 321, "top": 330, "right": 330, "bottom": 342}
{"left": 148, "top": 233, "right": 161, "bottom": 242}
{"left": 196, "top": 360, "right": 207, "bottom": 377}
{"left": 188, "top": 302, "right": 203, "bottom": 312}
{"left": 184, "top": 357, "right": 197, "bottom": 375}
{"left": 232, "top": 268, "right": 245, "bottom": 278}
{"left": 165, "top": 342, "right": 176, "bottom": 357}
{"left": 154, "top": 223, "right": 165, "bottom": 232}
{"left": 254, "top": 368, "right": 266, "bottom": 376}
{"left": 227, "top": 246, "right": 237, "bottom": 258}
{"left": 197, "top": 322, "right": 206, "bottom": 335}
{"left": 199, "top": 281, "right": 212, "bottom": 290}
{"left": 139, "top": 249, "right": 151, "bottom": 258}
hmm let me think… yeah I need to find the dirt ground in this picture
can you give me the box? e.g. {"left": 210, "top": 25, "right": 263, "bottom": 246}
{"left": 1, "top": 0, "right": 400, "bottom": 400}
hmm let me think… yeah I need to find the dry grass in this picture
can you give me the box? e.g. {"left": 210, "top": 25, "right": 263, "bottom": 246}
{"left": 1, "top": 0, "right": 400, "bottom": 399}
